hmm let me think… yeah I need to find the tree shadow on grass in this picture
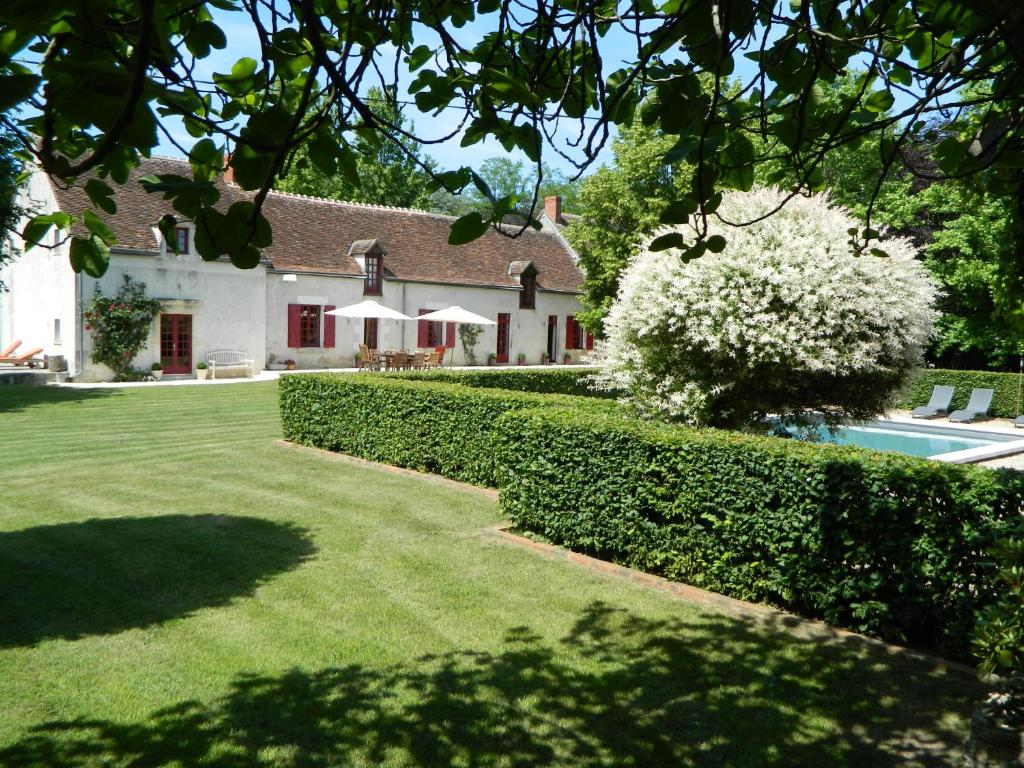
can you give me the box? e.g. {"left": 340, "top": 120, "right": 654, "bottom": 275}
{"left": 0, "top": 385, "right": 116, "bottom": 414}
{"left": 0, "top": 602, "right": 980, "bottom": 767}
{"left": 0, "top": 514, "right": 315, "bottom": 648}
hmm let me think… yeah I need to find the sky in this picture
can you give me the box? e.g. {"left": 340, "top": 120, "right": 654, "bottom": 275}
{"left": 154, "top": 7, "right": 652, "bottom": 179}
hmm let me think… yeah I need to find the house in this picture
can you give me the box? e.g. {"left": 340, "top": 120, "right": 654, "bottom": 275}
{"left": 0, "top": 157, "right": 592, "bottom": 380}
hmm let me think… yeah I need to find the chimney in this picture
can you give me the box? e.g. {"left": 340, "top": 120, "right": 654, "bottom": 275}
{"left": 544, "top": 195, "right": 562, "bottom": 224}
{"left": 223, "top": 153, "right": 234, "bottom": 185}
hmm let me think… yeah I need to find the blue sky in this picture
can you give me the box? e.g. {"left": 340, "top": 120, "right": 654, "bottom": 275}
{"left": 156, "top": 8, "right": 650, "bottom": 179}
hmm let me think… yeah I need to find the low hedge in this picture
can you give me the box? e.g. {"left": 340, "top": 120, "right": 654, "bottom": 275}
{"left": 495, "top": 407, "right": 1024, "bottom": 659}
{"left": 900, "top": 368, "right": 1022, "bottom": 418}
{"left": 280, "top": 372, "right": 1024, "bottom": 660}
{"left": 279, "top": 373, "right": 613, "bottom": 486}
{"left": 384, "top": 367, "right": 610, "bottom": 398}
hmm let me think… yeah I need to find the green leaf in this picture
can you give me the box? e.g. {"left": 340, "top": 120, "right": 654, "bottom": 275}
{"left": 85, "top": 179, "right": 117, "bottom": 214}
{"left": 0, "top": 72, "right": 40, "bottom": 112}
{"left": 660, "top": 197, "right": 698, "bottom": 224}
{"left": 448, "top": 212, "right": 490, "bottom": 245}
{"left": 69, "top": 235, "right": 110, "bottom": 277}
{"left": 863, "top": 89, "right": 895, "bottom": 114}
{"left": 705, "top": 234, "right": 726, "bottom": 253}
{"left": 83, "top": 209, "right": 116, "bottom": 245}
{"left": 649, "top": 232, "right": 685, "bottom": 251}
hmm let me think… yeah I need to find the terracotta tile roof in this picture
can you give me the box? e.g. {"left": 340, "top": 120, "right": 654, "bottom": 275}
{"left": 52, "top": 156, "right": 582, "bottom": 293}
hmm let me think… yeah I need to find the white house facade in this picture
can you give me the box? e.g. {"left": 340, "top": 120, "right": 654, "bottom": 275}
{"left": 1, "top": 157, "right": 590, "bottom": 381}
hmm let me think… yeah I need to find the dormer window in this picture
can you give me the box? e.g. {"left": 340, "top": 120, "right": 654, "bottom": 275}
{"left": 519, "top": 270, "right": 537, "bottom": 309}
{"left": 174, "top": 226, "right": 190, "bottom": 255}
{"left": 364, "top": 253, "right": 382, "bottom": 295}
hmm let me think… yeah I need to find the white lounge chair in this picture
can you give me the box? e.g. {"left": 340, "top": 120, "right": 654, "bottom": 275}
{"left": 948, "top": 388, "right": 994, "bottom": 423}
{"left": 911, "top": 385, "right": 955, "bottom": 419}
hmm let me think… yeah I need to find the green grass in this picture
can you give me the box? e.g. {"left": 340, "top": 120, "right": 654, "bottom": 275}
{"left": 0, "top": 382, "right": 981, "bottom": 766}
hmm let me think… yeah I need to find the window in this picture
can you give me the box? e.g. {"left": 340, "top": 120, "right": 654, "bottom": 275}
{"left": 426, "top": 319, "right": 444, "bottom": 347}
{"left": 53, "top": 318, "right": 62, "bottom": 345}
{"left": 174, "top": 226, "right": 190, "bottom": 255}
{"left": 519, "top": 271, "right": 536, "bottom": 309}
{"left": 299, "top": 304, "right": 321, "bottom": 347}
{"left": 364, "top": 254, "right": 382, "bottom": 295}
{"left": 565, "top": 315, "right": 587, "bottom": 349}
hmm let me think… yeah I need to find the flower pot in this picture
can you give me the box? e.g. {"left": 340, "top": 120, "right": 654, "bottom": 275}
{"left": 965, "top": 706, "right": 1024, "bottom": 766}
{"left": 196, "top": 368, "right": 208, "bottom": 380}
{"left": 151, "top": 370, "right": 163, "bottom": 381}
{"left": 286, "top": 363, "right": 296, "bottom": 370}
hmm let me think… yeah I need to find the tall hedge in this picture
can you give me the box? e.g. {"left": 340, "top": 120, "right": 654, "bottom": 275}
{"left": 495, "top": 407, "right": 1024, "bottom": 659}
{"left": 901, "top": 368, "right": 1023, "bottom": 418}
{"left": 279, "top": 373, "right": 612, "bottom": 486}
{"left": 279, "top": 373, "right": 1024, "bottom": 660}
{"left": 384, "top": 367, "right": 611, "bottom": 398}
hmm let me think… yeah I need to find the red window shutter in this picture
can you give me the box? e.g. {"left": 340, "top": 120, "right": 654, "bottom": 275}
{"left": 445, "top": 322, "right": 456, "bottom": 348}
{"left": 417, "top": 309, "right": 429, "bottom": 347}
{"left": 287, "top": 304, "right": 301, "bottom": 347}
{"left": 586, "top": 332, "right": 594, "bottom": 350}
{"left": 323, "top": 306, "right": 336, "bottom": 348}
{"left": 565, "top": 315, "right": 575, "bottom": 349}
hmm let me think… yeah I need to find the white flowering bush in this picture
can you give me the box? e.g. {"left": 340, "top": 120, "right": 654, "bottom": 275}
{"left": 593, "top": 188, "right": 938, "bottom": 430}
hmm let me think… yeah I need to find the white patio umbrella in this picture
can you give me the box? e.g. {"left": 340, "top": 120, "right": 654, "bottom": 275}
{"left": 325, "top": 300, "right": 411, "bottom": 320}
{"left": 413, "top": 306, "right": 496, "bottom": 325}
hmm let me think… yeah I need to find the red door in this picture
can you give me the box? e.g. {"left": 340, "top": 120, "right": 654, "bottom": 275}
{"left": 496, "top": 313, "right": 510, "bottom": 363}
{"left": 160, "top": 314, "right": 192, "bottom": 374}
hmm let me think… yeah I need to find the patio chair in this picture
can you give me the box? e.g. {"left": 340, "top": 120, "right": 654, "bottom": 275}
{"left": 411, "top": 352, "right": 426, "bottom": 370}
{"left": 424, "top": 350, "right": 440, "bottom": 369}
{"left": 357, "top": 344, "right": 379, "bottom": 371}
{"left": 434, "top": 345, "right": 446, "bottom": 368}
{"left": 0, "top": 346, "right": 44, "bottom": 368}
{"left": 0, "top": 340, "right": 21, "bottom": 358}
{"left": 948, "top": 388, "right": 994, "bottom": 423}
{"left": 1015, "top": 415, "right": 1024, "bottom": 429}
{"left": 911, "top": 385, "right": 955, "bottom": 419}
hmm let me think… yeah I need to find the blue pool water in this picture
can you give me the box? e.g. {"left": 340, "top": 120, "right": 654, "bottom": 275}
{"left": 800, "top": 423, "right": 999, "bottom": 458}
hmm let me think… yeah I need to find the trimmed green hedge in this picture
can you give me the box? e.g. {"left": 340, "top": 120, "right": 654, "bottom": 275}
{"left": 279, "top": 373, "right": 613, "bottom": 486}
{"left": 900, "top": 368, "right": 1022, "bottom": 418}
{"left": 383, "top": 367, "right": 611, "bottom": 398}
{"left": 280, "top": 372, "right": 1024, "bottom": 660}
{"left": 495, "top": 407, "right": 1024, "bottom": 659}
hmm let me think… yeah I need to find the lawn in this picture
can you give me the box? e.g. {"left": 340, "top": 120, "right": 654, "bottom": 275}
{"left": 0, "top": 381, "right": 980, "bottom": 766}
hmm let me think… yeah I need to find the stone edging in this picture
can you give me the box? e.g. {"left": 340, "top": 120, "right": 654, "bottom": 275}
{"left": 275, "top": 439, "right": 977, "bottom": 680}
{"left": 486, "top": 525, "right": 978, "bottom": 679}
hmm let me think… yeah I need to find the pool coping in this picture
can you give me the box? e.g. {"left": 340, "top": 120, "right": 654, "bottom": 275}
{"left": 878, "top": 414, "right": 1024, "bottom": 463}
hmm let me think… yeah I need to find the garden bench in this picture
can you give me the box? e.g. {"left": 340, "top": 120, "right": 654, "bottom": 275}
{"left": 206, "top": 350, "right": 255, "bottom": 379}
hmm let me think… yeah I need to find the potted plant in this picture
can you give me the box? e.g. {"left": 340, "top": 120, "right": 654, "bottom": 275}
{"left": 517, "top": 352, "right": 527, "bottom": 366}
{"left": 284, "top": 358, "right": 296, "bottom": 370}
{"left": 487, "top": 352, "right": 497, "bottom": 366}
{"left": 541, "top": 352, "right": 550, "bottom": 365}
{"left": 563, "top": 352, "right": 573, "bottom": 365}
{"left": 196, "top": 361, "right": 208, "bottom": 380}
{"left": 150, "top": 361, "right": 163, "bottom": 381}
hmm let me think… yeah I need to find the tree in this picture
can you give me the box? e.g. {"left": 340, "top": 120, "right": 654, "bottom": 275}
{"left": 0, "top": 124, "right": 25, "bottom": 288}
{"left": 2, "top": 0, "right": 1022, "bottom": 309}
{"left": 83, "top": 274, "right": 163, "bottom": 379}
{"left": 276, "top": 87, "right": 435, "bottom": 209}
{"left": 460, "top": 157, "right": 579, "bottom": 215}
{"left": 565, "top": 120, "right": 688, "bottom": 333}
{"left": 593, "top": 189, "right": 937, "bottom": 430}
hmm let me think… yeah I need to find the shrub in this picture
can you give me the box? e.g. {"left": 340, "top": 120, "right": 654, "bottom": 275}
{"left": 151, "top": 361, "right": 162, "bottom": 371}
{"left": 83, "top": 274, "right": 162, "bottom": 380}
{"left": 196, "top": 361, "right": 208, "bottom": 369}
{"left": 594, "top": 189, "right": 938, "bottom": 430}
{"left": 494, "top": 406, "right": 1024, "bottom": 659}
{"left": 384, "top": 367, "right": 612, "bottom": 398}
{"left": 900, "top": 368, "right": 1022, "bottom": 419}
{"left": 279, "top": 374, "right": 612, "bottom": 486}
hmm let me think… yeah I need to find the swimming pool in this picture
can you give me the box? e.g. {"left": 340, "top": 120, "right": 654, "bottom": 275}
{"left": 796, "top": 420, "right": 1024, "bottom": 461}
